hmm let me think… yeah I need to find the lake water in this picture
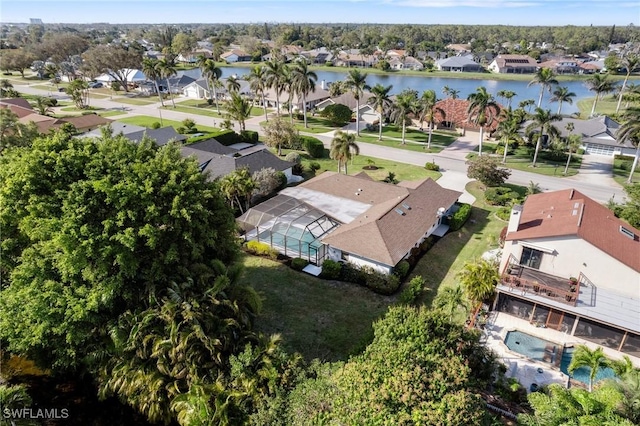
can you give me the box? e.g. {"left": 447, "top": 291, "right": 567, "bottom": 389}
{"left": 179, "top": 66, "right": 601, "bottom": 114}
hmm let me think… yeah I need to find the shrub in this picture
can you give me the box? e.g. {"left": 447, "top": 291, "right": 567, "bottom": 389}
{"left": 449, "top": 203, "right": 472, "bottom": 231}
{"left": 320, "top": 259, "right": 342, "bottom": 280}
{"left": 246, "top": 240, "right": 279, "bottom": 260}
{"left": 176, "top": 126, "right": 186, "bottom": 134}
{"left": 496, "top": 207, "right": 511, "bottom": 221}
{"left": 340, "top": 263, "right": 367, "bottom": 285}
{"left": 182, "top": 118, "right": 197, "bottom": 132}
{"left": 212, "top": 130, "right": 242, "bottom": 146}
{"left": 320, "top": 103, "right": 352, "bottom": 125}
{"left": 150, "top": 121, "right": 161, "bottom": 129}
{"left": 291, "top": 257, "right": 308, "bottom": 271}
{"left": 576, "top": 148, "right": 585, "bottom": 155}
{"left": 308, "top": 161, "right": 321, "bottom": 172}
{"left": 301, "top": 136, "right": 325, "bottom": 158}
{"left": 241, "top": 130, "right": 259, "bottom": 143}
{"left": 399, "top": 275, "right": 425, "bottom": 304}
{"left": 357, "top": 266, "right": 401, "bottom": 295}
{"left": 466, "top": 156, "right": 511, "bottom": 187}
{"left": 275, "top": 171, "right": 288, "bottom": 189}
{"left": 394, "top": 260, "right": 410, "bottom": 278}
{"left": 207, "top": 98, "right": 214, "bottom": 105}
{"left": 285, "top": 152, "right": 301, "bottom": 164}
{"left": 419, "top": 236, "right": 435, "bottom": 253}
{"left": 485, "top": 187, "right": 521, "bottom": 206}
{"left": 424, "top": 161, "right": 440, "bottom": 171}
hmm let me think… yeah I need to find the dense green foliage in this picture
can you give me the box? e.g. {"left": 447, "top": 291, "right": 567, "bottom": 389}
{"left": 290, "top": 258, "right": 309, "bottom": 271}
{"left": 466, "top": 155, "right": 512, "bottom": 187}
{"left": 449, "top": 203, "right": 472, "bottom": 231}
{"left": 484, "top": 186, "right": 522, "bottom": 206}
{"left": 300, "top": 135, "right": 325, "bottom": 158}
{"left": 398, "top": 275, "right": 425, "bottom": 304}
{"left": 320, "top": 103, "right": 353, "bottom": 125}
{"left": 320, "top": 259, "right": 342, "bottom": 280}
{"left": 245, "top": 240, "right": 279, "bottom": 260}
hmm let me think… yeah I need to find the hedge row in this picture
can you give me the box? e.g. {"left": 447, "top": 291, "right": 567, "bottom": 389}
{"left": 320, "top": 260, "right": 401, "bottom": 295}
{"left": 301, "top": 136, "right": 326, "bottom": 158}
{"left": 449, "top": 203, "right": 472, "bottom": 231}
{"left": 245, "top": 241, "right": 279, "bottom": 260}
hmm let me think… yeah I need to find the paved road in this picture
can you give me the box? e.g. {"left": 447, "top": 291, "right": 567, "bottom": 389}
{"left": 15, "top": 84, "right": 628, "bottom": 204}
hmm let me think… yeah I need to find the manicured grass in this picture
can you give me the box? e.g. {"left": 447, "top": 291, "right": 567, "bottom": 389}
{"left": 577, "top": 95, "right": 622, "bottom": 118}
{"left": 293, "top": 116, "right": 338, "bottom": 134}
{"left": 613, "top": 156, "right": 640, "bottom": 185}
{"left": 60, "top": 106, "right": 104, "bottom": 112}
{"left": 166, "top": 104, "right": 224, "bottom": 118}
{"left": 99, "top": 110, "right": 128, "bottom": 118}
{"left": 241, "top": 254, "right": 393, "bottom": 361}
{"left": 116, "top": 115, "right": 218, "bottom": 133}
{"left": 280, "top": 149, "right": 441, "bottom": 182}
{"left": 117, "top": 97, "right": 158, "bottom": 106}
{"left": 408, "top": 181, "right": 511, "bottom": 322}
{"left": 170, "top": 101, "right": 265, "bottom": 118}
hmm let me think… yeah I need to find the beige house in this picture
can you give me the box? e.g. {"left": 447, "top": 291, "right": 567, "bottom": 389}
{"left": 496, "top": 189, "right": 640, "bottom": 360}
{"left": 238, "top": 172, "right": 461, "bottom": 274}
{"left": 488, "top": 54, "right": 538, "bottom": 74}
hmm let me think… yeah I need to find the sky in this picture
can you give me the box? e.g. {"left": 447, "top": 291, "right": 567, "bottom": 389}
{"left": 0, "top": 0, "right": 638, "bottom": 26}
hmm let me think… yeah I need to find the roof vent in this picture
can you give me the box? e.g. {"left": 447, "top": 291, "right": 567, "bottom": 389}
{"left": 395, "top": 208, "right": 405, "bottom": 216}
{"left": 620, "top": 225, "right": 636, "bottom": 239}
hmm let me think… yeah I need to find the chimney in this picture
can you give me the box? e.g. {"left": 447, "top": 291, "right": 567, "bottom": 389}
{"left": 507, "top": 204, "right": 523, "bottom": 233}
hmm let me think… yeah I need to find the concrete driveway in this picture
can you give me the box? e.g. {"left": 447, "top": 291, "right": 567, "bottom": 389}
{"left": 565, "top": 153, "right": 623, "bottom": 189}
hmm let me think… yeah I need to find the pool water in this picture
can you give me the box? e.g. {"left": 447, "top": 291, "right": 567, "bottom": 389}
{"left": 560, "top": 347, "right": 616, "bottom": 385}
{"left": 504, "top": 331, "right": 560, "bottom": 364}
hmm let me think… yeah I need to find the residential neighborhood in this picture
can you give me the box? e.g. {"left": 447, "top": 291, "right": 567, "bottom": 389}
{"left": 1, "top": 12, "right": 640, "bottom": 426}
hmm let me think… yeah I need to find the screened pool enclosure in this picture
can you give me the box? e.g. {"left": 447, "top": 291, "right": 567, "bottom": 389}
{"left": 237, "top": 195, "right": 340, "bottom": 264}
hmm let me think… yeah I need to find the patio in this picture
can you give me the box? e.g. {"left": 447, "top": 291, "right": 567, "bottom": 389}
{"left": 502, "top": 264, "right": 579, "bottom": 306}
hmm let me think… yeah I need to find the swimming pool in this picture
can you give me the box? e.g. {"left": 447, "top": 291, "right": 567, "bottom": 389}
{"left": 504, "top": 330, "right": 560, "bottom": 364}
{"left": 560, "top": 347, "right": 616, "bottom": 385}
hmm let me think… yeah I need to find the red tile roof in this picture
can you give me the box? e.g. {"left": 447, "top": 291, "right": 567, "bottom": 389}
{"left": 506, "top": 189, "right": 640, "bottom": 272}
{"left": 434, "top": 99, "right": 502, "bottom": 132}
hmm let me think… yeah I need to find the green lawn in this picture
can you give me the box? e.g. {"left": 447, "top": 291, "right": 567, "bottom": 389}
{"left": 577, "top": 95, "right": 623, "bottom": 118}
{"left": 99, "top": 110, "right": 128, "bottom": 118}
{"left": 117, "top": 97, "right": 158, "bottom": 106}
{"left": 408, "top": 181, "right": 515, "bottom": 322}
{"left": 356, "top": 129, "right": 456, "bottom": 154}
{"left": 116, "top": 115, "right": 218, "bottom": 133}
{"left": 280, "top": 149, "right": 441, "bottom": 182}
{"left": 468, "top": 143, "right": 582, "bottom": 176}
{"left": 293, "top": 116, "right": 339, "bottom": 134}
{"left": 613, "top": 156, "right": 640, "bottom": 185}
{"left": 241, "top": 254, "right": 393, "bottom": 361}
{"left": 165, "top": 104, "right": 224, "bottom": 118}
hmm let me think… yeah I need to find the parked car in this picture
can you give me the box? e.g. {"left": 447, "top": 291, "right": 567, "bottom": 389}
{"left": 88, "top": 82, "right": 103, "bottom": 88}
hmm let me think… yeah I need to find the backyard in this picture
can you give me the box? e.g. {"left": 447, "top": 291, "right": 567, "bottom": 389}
{"left": 613, "top": 155, "right": 640, "bottom": 185}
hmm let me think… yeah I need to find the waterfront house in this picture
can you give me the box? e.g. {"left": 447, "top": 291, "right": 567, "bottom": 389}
{"left": 435, "top": 56, "right": 483, "bottom": 72}
{"left": 488, "top": 55, "right": 538, "bottom": 74}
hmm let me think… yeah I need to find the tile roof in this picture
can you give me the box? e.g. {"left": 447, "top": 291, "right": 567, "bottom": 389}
{"left": 434, "top": 99, "right": 503, "bottom": 132}
{"left": 506, "top": 189, "right": 640, "bottom": 272}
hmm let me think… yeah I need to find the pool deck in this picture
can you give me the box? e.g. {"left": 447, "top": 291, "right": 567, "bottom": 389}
{"left": 481, "top": 312, "right": 640, "bottom": 392}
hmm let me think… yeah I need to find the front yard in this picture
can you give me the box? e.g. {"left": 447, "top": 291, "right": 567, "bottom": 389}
{"left": 613, "top": 155, "right": 640, "bottom": 185}
{"left": 116, "top": 115, "right": 218, "bottom": 133}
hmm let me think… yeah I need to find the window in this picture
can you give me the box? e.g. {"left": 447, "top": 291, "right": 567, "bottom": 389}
{"left": 520, "top": 247, "right": 543, "bottom": 269}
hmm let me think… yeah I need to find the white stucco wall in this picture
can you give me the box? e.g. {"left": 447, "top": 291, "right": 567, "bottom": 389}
{"left": 343, "top": 252, "right": 393, "bottom": 275}
{"left": 501, "top": 236, "right": 639, "bottom": 298}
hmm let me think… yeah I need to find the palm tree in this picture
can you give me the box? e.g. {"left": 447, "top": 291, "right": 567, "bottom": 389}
{"left": 417, "top": 89, "right": 445, "bottom": 150}
{"left": 330, "top": 130, "right": 359, "bottom": 174}
{"left": 550, "top": 86, "right": 576, "bottom": 115}
{"left": 525, "top": 108, "right": 562, "bottom": 167}
{"left": 32, "top": 96, "right": 53, "bottom": 116}
{"left": 616, "top": 54, "right": 640, "bottom": 114}
{"left": 157, "top": 59, "right": 177, "bottom": 108}
{"left": 344, "top": 69, "right": 369, "bottom": 136}
{"left": 568, "top": 345, "right": 610, "bottom": 392}
{"left": 0, "top": 79, "right": 13, "bottom": 97}
{"left": 290, "top": 59, "right": 318, "bottom": 129}
{"left": 264, "top": 59, "right": 288, "bottom": 117}
{"left": 434, "top": 286, "right": 470, "bottom": 321}
{"left": 442, "top": 85, "right": 459, "bottom": 99}
{"left": 495, "top": 118, "right": 523, "bottom": 163}
{"left": 497, "top": 90, "right": 517, "bottom": 109}
{"left": 201, "top": 58, "right": 222, "bottom": 113}
{"left": 586, "top": 73, "right": 617, "bottom": 117}
{"left": 609, "top": 368, "right": 640, "bottom": 424}
{"left": 247, "top": 65, "right": 268, "bottom": 123}
{"left": 391, "top": 90, "right": 418, "bottom": 145}
{"left": 225, "top": 92, "right": 252, "bottom": 131}
{"left": 457, "top": 258, "right": 499, "bottom": 324}
{"left": 225, "top": 75, "right": 241, "bottom": 93}
{"left": 467, "top": 86, "right": 500, "bottom": 156}
{"left": 528, "top": 68, "right": 559, "bottom": 107}
{"left": 519, "top": 99, "right": 536, "bottom": 113}
{"left": 564, "top": 134, "right": 582, "bottom": 175}
{"left": 142, "top": 57, "right": 164, "bottom": 106}
{"left": 616, "top": 107, "right": 640, "bottom": 183}
{"left": 367, "top": 83, "right": 393, "bottom": 141}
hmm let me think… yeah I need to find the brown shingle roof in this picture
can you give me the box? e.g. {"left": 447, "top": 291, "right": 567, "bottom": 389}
{"left": 506, "top": 189, "right": 640, "bottom": 272}
{"left": 61, "top": 114, "right": 112, "bottom": 130}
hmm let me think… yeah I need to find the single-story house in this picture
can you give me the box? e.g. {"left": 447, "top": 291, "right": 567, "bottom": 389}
{"left": 220, "top": 49, "right": 252, "bottom": 63}
{"left": 434, "top": 98, "right": 503, "bottom": 133}
{"left": 237, "top": 171, "right": 461, "bottom": 273}
{"left": 315, "top": 91, "right": 377, "bottom": 124}
{"left": 488, "top": 55, "right": 538, "bottom": 74}
{"left": 123, "top": 127, "right": 188, "bottom": 146}
{"left": 435, "top": 56, "right": 483, "bottom": 72}
{"left": 333, "top": 51, "right": 378, "bottom": 68}
{"left": 388, "top": 56, "right": 424, "bottom": 71}
{"left": 538, "top": 58, "right": 580, "bottom": 74}
{"left": 95, "top": 68, "right": 147, "bottom": 84}
{"left": 261, "top": 86, "right": 331, "bottom": 112}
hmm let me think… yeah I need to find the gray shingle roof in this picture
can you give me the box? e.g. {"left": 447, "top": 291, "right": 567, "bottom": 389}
{"left": 125, "top": 127, "right": 188, "bottom": 146}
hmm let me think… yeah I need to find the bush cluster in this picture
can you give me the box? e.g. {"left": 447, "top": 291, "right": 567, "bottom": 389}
{"left": 399, "top": 275, "right": 425, "bottom": 304}
{"left": 291, "top": 257, "right": 309, "bottom": 271}
{"left": 301, "top": 136, "right": 326, "bottom": 158}
{"left": 245, "top": 241, "right": 279, "bottom": 260}
{"left": 484, "top": 187, "right": 521, "bottom": 206}
{"left": 449, "top": 203, "right": 472, "bottom": 231}
{"left": 241, "top": 130, "right": 259, "bottom": 143}
{"left": 320, "top": 259, "right": 342, "bottom": 280}
{"left": 285, "top": 152, "right": 301, "bottom": 164}
{"left": 394, "top": 260, "right": 410, "bottom": 278}
{"left": 320, "top": 103, "right": 353, "bottom": 125}
{"left": 424, "top": 162, "right": 440, "bottom": 171}
{"left": 316, "top": 261, "right": 402, "bottom": 294}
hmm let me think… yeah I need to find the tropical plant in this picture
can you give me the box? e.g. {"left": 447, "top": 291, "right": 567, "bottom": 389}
{"left": 344, "top": 69, "right": 369, "bottom": 136}
{"left": 564, "top": 133, "right": 582, "bottom": 175}
{"left": 609, "top": 368, "right": 640, "bottom": 423}
{"left": 433, "top": 286, "right": 470, "bottom": 321}
{"left": 67, "top": 78, "right": 89, "bottom": 109}
{"left": 586, "top": 73, "right": 617, "bottom": 117}
{"left": 32, "top": 95, "right": 54, "bottom": 116}
{"left": 330, "top": 130, "right": 359, "bottom": 174}
{"left": 616, "top": 54, "right": 640, "bottom": 114}
{"left": 247, "top": 65, "right": 269, "bottom": 123}
{"left": 225, "top": 92, "right": 252, "bottom": 131}
{"left": 528, "top": 68, "right": 559, "bottom": 107}
{"left": 220, "top": 167, "right": 256, "bottom": 213}
{"left": 467, "top": 86, "right": 500, "bottom": 155}
{"left": 616, "top": 107, "right": 640, "bottom": 183}
{"left": 550, "top": 86, "right": 576, "bottom": 115}
{"left": 525, "top": 107, "right": 562, "bottom": 167}
{"left": 391, "top": 89, "right": 419, "bottom": 145}
{"left": 290, "top": 59, "right": 318, "bottom": 128}
{"left": 367, "top": 83, "right": 393, "bottom": 141}
{"left": 261, "top": 116, "right": 298, "bottom": 156}
{"left": 526, "top": 181, "right": 542, "bottom": 195}
{"left": 417, "top": 89, "right": 444, "bottom": 149}
{"left": 226, "top": 75, "right": 241, "bottom": 93}
{"left": 457, "top": 258, "right": 499, "bottom": 320}
{"left": 264, "top": 59, "right": 288, "bottom": 117}
{"left": 568, "top": 345, "right": 610, "bottom": 392}
{"left": 157, "top": 58, "right": 177, "bottom": 108}
{"left": 200, "top": 58, "right": 222, "bottom": 113}
{"left": 497, "top": 90, "right": 516, "bottom": 109}
{"left": 0, "top": 79, "right": 14, "bottom": 97}
{"left": 466, "top": 155, "right": 511, "bottom": 187}
{"left": 142, "top": 57, "right": 164, "bottom": 106}
{"left": 495, "top": 114, "right": 523, "bottom": 163}
{"left": 442, "top": 85, "right": 459, "bottom": 99}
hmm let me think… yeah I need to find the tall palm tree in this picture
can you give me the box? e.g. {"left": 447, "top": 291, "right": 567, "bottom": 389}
{"left": 344, "top": 69, "right": 369, "bottom": 136}
{"left": 457, "top": 259, "right": 499, "bottom": 325}
{"left": 563, "top": 134, "right": 582, "bottom": 175}
{"left": 497, "top": 90, "right": 517, "bottom": 109}
{"left": 519, "top": 99, "right": 536, "bottom": 113}
{"left": 616, "top": 107, "right": 640, "bottom": 183}
{"left": 264, "top": 59, "right": 288, "bottom": 117}
{"left": 433, "top": 286, "right": 469, "bottom": 321}
{"left": 367, "top": 83, "right": 393, "bottom": 141}
{"left": 201, "top": 58, "right": 222, "bottom": 113}
{"left": 525, "top": 108, "right": 562, "bottom": 167}
{"left": 417, "top": 89, "right": 445, "bottom": 150}
{"left": 586, "top": 73, "right": 617, "bottom": 117}
{"left": 467, "top": 86, "right": 500, "bottom": 156}
{"left": 290, "top": 59, "right": 317, "bottom": 128}
{"left": 225, "top": 92, "right": 252, "bottom": 132}
{"left": 142, "top": 58, "right": 164, "bottom": 106}
{"left": 528, "top": 68, "right": 559, "bottom": 107}
{"left": 247, "top": 65, "right": 268, "bottom": 123}
{"left": 609, "top": 368, "right": 640, "bottom": 424}
{"left": 616, "top": 54, "right": 640, "bottom": 114}
{"left": 568, "top": 345, "right": 610, "bottom": 392}
{"left": 495, "top": 117, "right": 523, "bottom": 163}
{"left": 330, "top": 130, "right": 359, "bottom": 174}
{"left": 391, "top": 90, "right": 418, "bottom": 145}
{"left": 32, "top": 96, "right": 54, "bottom": 116}
{"left": 157, "top": 58, "right": 177, "bottom": 108}
{"left": 442, "top": 85, "right": 460, "bottom": 99}
{"left": 225, "top": 75, "right": 241, "bottom": 93}
{"left": 550, "top": 86, "right": 576, "bottom": 115}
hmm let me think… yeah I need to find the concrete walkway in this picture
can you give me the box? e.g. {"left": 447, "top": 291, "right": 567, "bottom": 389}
{"left": 564, "top": 153, "right": 623, "bottom": 190}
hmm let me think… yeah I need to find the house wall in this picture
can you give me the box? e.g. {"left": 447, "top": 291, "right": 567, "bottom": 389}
{"left": 184, "top": 85, "right": 205, "bottom": 99}
{"left": 223, "top": 54, "right": 239, "bottom": 63}
{"left": 343, "top": 252, "right": 393, "bottom": 275}
{"left": 501, "top": 236, "right": 639, "bottom": 298}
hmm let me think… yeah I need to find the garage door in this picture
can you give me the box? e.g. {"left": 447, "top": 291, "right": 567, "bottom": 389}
{"left": 585, "top": 143, "right": 615, "bottom": 156}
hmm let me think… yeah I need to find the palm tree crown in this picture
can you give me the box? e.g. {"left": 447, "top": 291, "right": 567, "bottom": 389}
{"left": 418, "top": 89, "right": 445, "bottom": 149}
{"left": 290, "top": 59, "right": 318, "bottom": 128}
{"left": 142, "top": 57, "right": 164, "bottom": 106}
{"left": 330, "top": 130, "right": 359, "bottom": 174}
{"left": 344, "top": 69, "right": 369, "bottom": 136}
{"left": 200, "top": 58, "right": 222, "bottom": 113}
{"left": 248, "top": 65, "right": 269, "bottom": 122}
{"left": 157, "top": 58, "right": 177, "bottom": 108}
{"left": 550, "top": 86, "right": 576, "bottom": 115}
{"left": 264, "top": 59, "right": 288, "bottom": 116}
{"left": 467, "top": 86, "right": 501, "bottom": 156}
{"left": 391, "top": 90, "right": 419, "bottom": 145}
{"left": 568, "top": 345, "right": 610, "bottom": 392}
{"left": 528, "top": 68, "right": 559, "bottom": 107}
{"left": 616, "top": 107, "right": 640, "bottom": 183}
{"left": 586, "top": 73, "right": 617, "bottom": 117}
{"left": 367, "top": 83, "right": 393, "bottom": 141}
{"left": 525, "top": 107, "right": 562, "bottom": 167}
{"left": 616, "top": 54, "right": 640, "bottom": 114}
